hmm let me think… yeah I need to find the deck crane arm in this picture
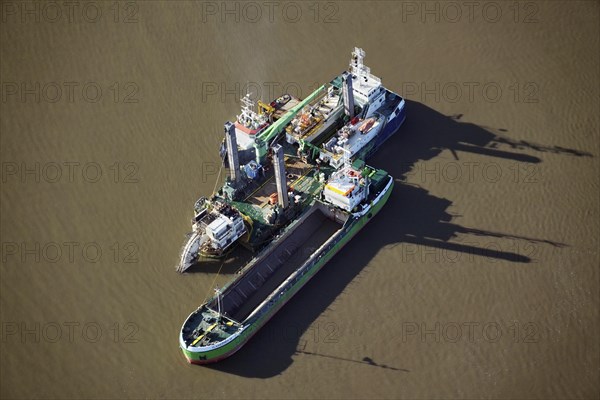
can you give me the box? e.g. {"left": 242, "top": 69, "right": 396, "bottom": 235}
{"left": 257, "top": 101, "right": 275, "bottom": 115}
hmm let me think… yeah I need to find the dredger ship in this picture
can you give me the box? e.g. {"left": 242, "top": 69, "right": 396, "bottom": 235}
{"left": 179, "top": 48, "right": 406, "bottom": 363}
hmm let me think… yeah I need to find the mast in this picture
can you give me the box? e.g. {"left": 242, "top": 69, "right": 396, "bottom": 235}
{"left": 349, "top": 47, "right": 381, "bottom": 88}
{"left": 240, "top": 92, "right": 254, "bottom": 115}
{"left": 350, "top": 47, "right": 368, "bottom": 86}
{"left": 215, "top": 287, "right": 222, "bottom": 321}
{"left": 272, "top": 144, "right": 289, "bottom": 209}
{"left": 342, "top": 143, "right": 352, "bottom": 169}
{"left": 224, "top": 121, "right": 240, "bottom": 184}
{"left": 342, "top": 71, "right": 355, "bottom": 118}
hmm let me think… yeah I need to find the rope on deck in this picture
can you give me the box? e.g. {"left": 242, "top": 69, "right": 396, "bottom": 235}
{"left": 211, "top": 162, "right": 224, "bottom": 197}
{"left": 203, "top": 258, "right": 226, "bottom": 304}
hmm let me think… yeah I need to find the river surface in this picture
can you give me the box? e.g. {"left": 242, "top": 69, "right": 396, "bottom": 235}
{"left": 1, "top": 1, "right": 598, "bottom": 399}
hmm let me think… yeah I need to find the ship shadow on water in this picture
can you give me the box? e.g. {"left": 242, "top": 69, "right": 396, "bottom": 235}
{"left": 205, "top": 100, "right": 591, "bottom": 378}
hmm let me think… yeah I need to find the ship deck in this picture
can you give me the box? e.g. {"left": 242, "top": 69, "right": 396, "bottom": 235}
{"left": 226, "top": 144, "right": 334, "bottom": 249}
{"left": 208, "top": 203, "right": 346, "bottom": 323}
{"left": 328, "top": 117, "right": 382, "bottom": 163}
{"left": 272, "top": 96, "right": 301, "bottom": 120}
{"left": 230, "top": 155, "right": 315, "bottom": 219}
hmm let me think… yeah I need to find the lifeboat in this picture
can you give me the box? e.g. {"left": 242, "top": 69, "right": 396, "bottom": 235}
{"left": 359, "top": 118, "right": 375, "bottom": 133}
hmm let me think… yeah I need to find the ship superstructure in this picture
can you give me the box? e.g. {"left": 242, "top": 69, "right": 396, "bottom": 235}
{"left": 317, "top": 48, "right": 405, "bottom": 167}
{"left": 233, "top": 94, "right": 271, "bottom": 150}
{"left": 322, "top": 162, "right": 371, "bottom": 211}
{"left": 178, "top": 199, "right": 248, "bottom": 270}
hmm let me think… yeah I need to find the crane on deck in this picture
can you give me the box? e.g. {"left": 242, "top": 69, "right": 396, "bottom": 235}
{"left": 253, "top": 85, "right": 326, "bottom": 164}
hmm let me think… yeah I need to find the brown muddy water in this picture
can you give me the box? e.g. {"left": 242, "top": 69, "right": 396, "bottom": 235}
{"left": 1, "top": 1, "right": 598, "bottom": 399}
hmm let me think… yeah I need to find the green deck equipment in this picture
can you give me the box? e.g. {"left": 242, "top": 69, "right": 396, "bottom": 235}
{"left": 254, "top": 85, "right": 325, "bottom": 164}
